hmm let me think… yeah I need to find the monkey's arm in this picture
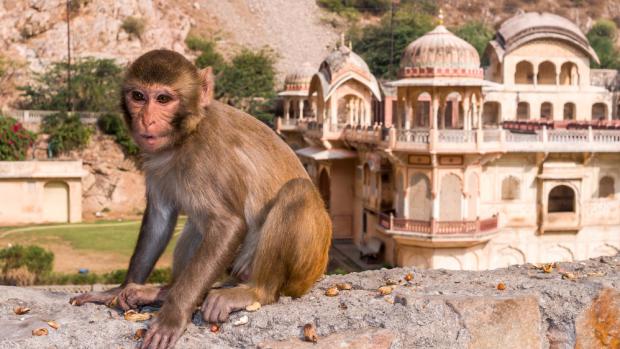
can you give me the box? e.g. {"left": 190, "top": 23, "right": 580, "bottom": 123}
{"left": 70, "top": 193, "right": 178, "bottom": 306}
{"left": 141, "top": 213, "right": 245, "bottom": 349}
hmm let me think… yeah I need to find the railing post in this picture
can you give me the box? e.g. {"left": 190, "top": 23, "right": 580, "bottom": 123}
{"left": 24, "top": 110, "right": 30, "bottom": 123}
{"left": 542, "top": 125, "right": 548, "bottom": 144}
{"left": 389, "top": 213, "right": 394, "bottom": 230}
{"left": 275, "top": 117, "right": 282, "bottom": 134}
{"left": 588, "top": 125, "right": 593, "bottom": 143}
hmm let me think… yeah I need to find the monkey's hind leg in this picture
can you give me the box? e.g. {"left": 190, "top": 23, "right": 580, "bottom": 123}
{"left": 201, "top": 178, "right": 332, "bottom": 323}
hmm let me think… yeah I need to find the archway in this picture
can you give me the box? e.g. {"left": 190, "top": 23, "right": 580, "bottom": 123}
{"left": 548, "top": 185, "right": 575, "bottom": 213}
{"left": 515, "top": 61, "right": 534, "bottom": 84}
{"left": 482, "top": 101, "right": 500, "bottom": 128}
{"left": 440, "top": 174, "right": 462, "bottom": 221}
{"left": 537, "top": 61, "right": 556, "bottom": 85}
{"left": 408, "top": 173, "right": 431, "bottom": 220}
{"left": 599, "top": 176, "right": 615, "bottom": 198}
{"left": 517, "top": 102, "right": 530, "bottom": 120}
{"left": 592, "top": 103, "right": 608, "bottom": 120}
{"left": 501, "top": 176, "right": 520, "bottom": 200}
{"left": 319, "top": 169, "right": 330, "bottom": 209}
{"left": 43, "top": 182, "right": 69, "bottom": 223}
{"left": 414, "top": 92, "right": 431, "bottom": 128}
{"left": 560, "top": 62, "right": 578, "bottom": 85}
{"left": 563, "top": 103, "right": 575, "bottom": 120}
{"left": 540, "top": 102, "right": 553, "bottom": 120}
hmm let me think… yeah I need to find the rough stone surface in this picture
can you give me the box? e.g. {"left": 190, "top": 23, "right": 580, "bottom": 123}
{"left": 0, "top": 255, "right": 618, "bottom": 348}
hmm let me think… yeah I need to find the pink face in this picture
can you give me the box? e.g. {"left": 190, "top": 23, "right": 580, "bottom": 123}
{"left": 125, "top": 85, "right": 179, "bottom": 152}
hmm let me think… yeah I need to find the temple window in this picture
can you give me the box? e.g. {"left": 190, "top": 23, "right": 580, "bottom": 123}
{"left": 548, "top": 185, "right": 575, "bottom": 213}
{"left": 517, "top": 102, "right": 530, "bottom": 120}
{"left": 540, "top": 102, "right": 553, "bottom": 120}
{"left": 563, "top": 103, "right": 575, "bottom": 120}
{"left": 515, "top": 61, "right": 534, "bottom": 84}
{"left": 599, "top": 176, "right": 615, "bottom": 198}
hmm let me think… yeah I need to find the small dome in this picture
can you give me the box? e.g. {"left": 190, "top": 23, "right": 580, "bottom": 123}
{"left": 283, "top": 62, "right": 315, "bottom": 92}
{"left": 320, "top": 45, "right": 371, "bottom": 80}
{"left": 399, "top": 25, "right": 482, "bottom": 79}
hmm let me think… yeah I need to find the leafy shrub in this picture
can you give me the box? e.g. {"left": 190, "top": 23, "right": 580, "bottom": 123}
{"left": 587, "top": 19, "right": 620, "bottom": 69}
{"left": 185, "top": 35, "right": 226, "bottom": 73}
{"left": 317, "top": 0, "right": 390, "bottom": 15}
{"left": 0, "top": 116, "right": 36, "bottom": 160}
{"left": 349, "top": 4, "right": 435, "bottom": 79}
{"left": 218, "top": 48, "right": 277, "bottom": 103}
{"left": 0, "top": 245, "right": 54, "bottom": 282}
{"left": 121, "top": 17, "right": 146, "bottom": 39}
{"left": 39, "top": 268, "right": 171, "bottom": 285}
{"left": 42, "top": 112, "right": 92, "bottom": 156}
{"left": 147, "top": 268, "right": 171, "bottom": 284}
{"left": 454, "top": 21, "right": 494, "bottom": 59}
{"left": 97, "top": 113, "right": 139, "bottom": 155}
{"left": 19, "top": 57, "right": 123, "bottom": 112}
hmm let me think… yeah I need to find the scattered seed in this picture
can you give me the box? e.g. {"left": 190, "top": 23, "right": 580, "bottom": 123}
{"left": 336, "top": 283, "right": 352, "bottom": 291}
{"left": 32, "top": 328, "right": 48, "bottom": 336}
{"left": 245, "top": 302, "right": 261, "bottom": 312}
{"left": 233, "top": 315, "right": 249, "bottom": 326}
{"left": 385, "top": 279, "right": 398, "bottom": 286}
{"left": 378, "top": 286, "right": 393, "bottom": 295}
{"left": 47, "top": 320, "right": 60, "bottom": 330}
{"left": 586, "top": 271, "right": 604, "bottom": 277}
{"left": 69, "top": 299, "right": 77, "bottom": 306}
{"left": 123, "top": 310, "right": 152, "bottom": 322}
{"left": 210, "top": 323, "right": 220, "bottom": 333}
{"left": 14, "top": 306, "right": 30, "bottom": 315}
{"left": 133, "top": 328, "right": 147, "bottom": 340}
{"left": 561, "top": 272, "right": 576, "bottom": 280}
{"left": 404, "top": 273, "right": 413, "bottom": 282}
{"left": 497, "top": 282, "right": 506, "bottom": 291}
{"left": 325, "top": 287, "right": 339, "bottom": 297}
{"left": 303, "top": 323, "right": 318, "bottom": 343}
{"left": 542, "top": 263, "right": 554, "bottom": 273}
{"left": 384, "top": 296, "right": 394, "bottom": 304}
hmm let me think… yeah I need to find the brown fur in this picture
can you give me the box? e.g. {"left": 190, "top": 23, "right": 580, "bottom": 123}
{"left": 71, "top": 50, "right": 331, "bottom": 349}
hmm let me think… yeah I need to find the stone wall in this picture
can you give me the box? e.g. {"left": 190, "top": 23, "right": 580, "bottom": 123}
{"left": 0, "top": 255, "right": 618, "bottom": 348}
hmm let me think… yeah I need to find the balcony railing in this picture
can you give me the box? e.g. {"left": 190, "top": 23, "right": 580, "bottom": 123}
{"left": 378, "top": 213, "right": 498, "bottom": 237}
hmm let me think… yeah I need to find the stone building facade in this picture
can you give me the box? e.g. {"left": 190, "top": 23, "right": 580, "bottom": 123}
{"left": 276, "top": 12, "right": 620, "bottom": 270}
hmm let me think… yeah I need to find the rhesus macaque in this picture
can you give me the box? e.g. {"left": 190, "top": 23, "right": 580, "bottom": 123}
{"left": 70, "top": 49, "right": 332, "bottom": 349}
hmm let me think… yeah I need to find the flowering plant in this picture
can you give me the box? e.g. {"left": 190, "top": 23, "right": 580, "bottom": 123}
{"left": 0, "top": 116, "right": 36, "bottom": 160}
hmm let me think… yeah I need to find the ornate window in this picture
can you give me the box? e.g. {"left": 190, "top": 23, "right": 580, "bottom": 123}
{"left": 548, "top": 185, "right": 575, "bottom": 213}
{"left": 515, "top": 61, "right": 534, "bottom": 84}
{"left": 517, "top": 102, "right": 530, "bottom": 120}
{"left": 599, "top": 176, "right": 615, "bottom": 198}
{"left": 540, "top": 102, "right": 553, "bottom": 120}
{"left": 501, "top": 176, "right": 520, "bottom": 200}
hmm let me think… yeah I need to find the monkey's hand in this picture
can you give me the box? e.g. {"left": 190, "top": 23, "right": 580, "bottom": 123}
{"left": 141, "top": 302, "right": 187, "bottom": 349}
{"left": 69, "top": 286, "right": 121, "bottom": 306}
{"left": 118, "top": 283, "right": 166, "bottom": 310}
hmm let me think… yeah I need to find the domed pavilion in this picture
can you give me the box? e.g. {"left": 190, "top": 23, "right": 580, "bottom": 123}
{"left": 278, "top": 62, "right": 316, "bottom": 124}
{"left": 391, "top": 12, "right": 493, "bottom": 133}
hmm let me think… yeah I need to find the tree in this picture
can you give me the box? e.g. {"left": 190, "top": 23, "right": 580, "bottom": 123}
{"left": 349, "top": 3, "right": 435, "bottom": 79}
{"left": 217, "top": 48, "right": 277, "bottom": 102}
{"left": 19, "top": 58, "right": 123, "bottom": 112}
{"left": 454, "top": 21, "right": 494, "bottom": 59}
{"left": 587, "top": 19, "right": 620, "bottom": 69}
{"left": 185, "top": 35, "right": 227, "bottom": 74}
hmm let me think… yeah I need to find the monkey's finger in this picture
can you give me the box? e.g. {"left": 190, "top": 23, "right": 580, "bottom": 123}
{"left": 154, "top": 334, "right": 168, "bottom": 349}
{"left": 148, "top": 332, "right": 162, "bottom": 349}
{"left": 168, "top": 332, "right": 182, "bottom": 349}
{"left": 141, "top": 325, "right": 157, "bottom": 349}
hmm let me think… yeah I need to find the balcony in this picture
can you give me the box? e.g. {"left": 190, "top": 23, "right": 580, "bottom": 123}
{"left": 377, "top": 213, "right": 499, "bottom": 247}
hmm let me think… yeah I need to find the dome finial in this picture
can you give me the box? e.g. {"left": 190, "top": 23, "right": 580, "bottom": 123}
{"left": 438, "top": 8, "right": 444, "bottom": 25}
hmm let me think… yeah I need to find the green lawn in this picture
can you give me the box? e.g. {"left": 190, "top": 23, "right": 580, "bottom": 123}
{"left": 0, "top": 217, "right": 186, "bottom": 256}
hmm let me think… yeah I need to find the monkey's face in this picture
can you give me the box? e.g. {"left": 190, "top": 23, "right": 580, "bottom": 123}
{"left": 124, "top": 84, "right": 179, "bottom": 153}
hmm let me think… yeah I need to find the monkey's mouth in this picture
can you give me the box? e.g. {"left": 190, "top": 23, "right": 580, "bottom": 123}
{"left": 140, "top": 133, "right": 166, "bottom": 145}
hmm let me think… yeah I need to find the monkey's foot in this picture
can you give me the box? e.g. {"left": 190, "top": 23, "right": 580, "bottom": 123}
{"left": 201, "top": 286, "right": 255, "bottom": 323}
{"left": 118, "top": 283, "right": 167, "bottom": 310}
{"left": 69, "top": 287, "right": 121, "bottom": 306}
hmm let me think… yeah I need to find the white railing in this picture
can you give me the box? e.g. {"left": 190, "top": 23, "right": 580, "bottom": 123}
{"left": 593, "top": 130, "right": 620, "bottom": 142}
{"left": 505, "top": 131, "right": 541, "bottom": 143}
{"left": 483, "top": 129, "right": 502, "bottom": 142}
{"left": 438, "top": 129, "right": 476, "bottom": 143}
{"left": 547, "top": 130, "right": 588, "bottom": 143}
{"left": 5, "top": 109, "right": 101, "bottom": 124}
{"left": 397, "top": 129, "right": 429, "bottom": 143}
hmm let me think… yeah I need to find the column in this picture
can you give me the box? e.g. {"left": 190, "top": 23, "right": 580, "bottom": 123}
{"left": 298, "top": 99, "right": 304, "bottom": 119}
{"left": 432, "top": 95, "right": 439, "bottom": 130}
{"left": 284, "top": 100, "right": 290, "bottom": 120}
{"left": 462, "top": 94, "right": 471, "bottom": 131}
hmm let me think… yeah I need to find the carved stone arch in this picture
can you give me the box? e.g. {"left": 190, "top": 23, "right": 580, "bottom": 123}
{"left": 548, "top": 184, "right": 576, "bottom": 213}
{"left": 591, "top": 244, "right": 619, "bottom": 258}
{"left": 408, "top": 172, "right": 432, "bottom": 220}
{"left": 434, "top": 255, "right": 463, "bottom": 270}
{"left": 494, "top": 246, "right": 526, "bottom": 268}
{"left": 598, "top": 175, "right": 615, "bottom": 198}
{"left": 439, "top": 173, "right": 462, "bottom": 221}
{"left": 43, "top": 181, "right": 70, "bottom": 223}
{"left": 501, "top": 176, "right": 521, "bottom": 200}
{"left": 515, "top": 60, "right": 534, "bottom": 84}
{"left": 541, "top": 245, "right": 575, "bottom": 263}
{"left": 537, "top": 61, "right": 556, "bottom": 85}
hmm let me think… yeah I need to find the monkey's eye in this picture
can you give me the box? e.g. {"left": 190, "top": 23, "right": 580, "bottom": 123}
{"left": 131, "top": 91, "right": 145, "bottom": 102}
{"left": 156, "top": 94, "right": 172, "bottom": 104}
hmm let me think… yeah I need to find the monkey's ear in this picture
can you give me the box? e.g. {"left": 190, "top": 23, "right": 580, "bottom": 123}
{"left": 199, "top": 67, "right": 214, "bottom": 107}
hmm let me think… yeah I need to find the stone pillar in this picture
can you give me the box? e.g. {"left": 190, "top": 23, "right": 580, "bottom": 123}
{"left": 299, "top": 99, "right": 304, "bottom": 119}
{"left": 284, "top": 99, "right": 290, "bottom": 120}
{"left": 533, "top": 64, "right": 538, "bottom": 86}
{"left": 432, "top": 95, "right": 439, "bottom": 130}
{"left": 463, "top": 93, "right": 471, "bottom": 131}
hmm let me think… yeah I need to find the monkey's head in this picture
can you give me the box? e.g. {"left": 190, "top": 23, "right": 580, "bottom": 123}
{"left": 121, "top": 49, "right": 213, "bottom": 153}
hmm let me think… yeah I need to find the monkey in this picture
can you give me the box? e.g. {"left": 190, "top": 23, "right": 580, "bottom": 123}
{"left": 69, "top": 49, "right": 332, "bottom": 349}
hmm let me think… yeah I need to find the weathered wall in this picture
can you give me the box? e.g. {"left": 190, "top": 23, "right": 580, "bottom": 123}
{"left": 0, "top": 255, "right": 618, "bottom": 348}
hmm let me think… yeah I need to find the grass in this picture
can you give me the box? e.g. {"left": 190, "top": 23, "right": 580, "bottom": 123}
{"left": 0, "top": 218, "right": 187, "bottom": 273}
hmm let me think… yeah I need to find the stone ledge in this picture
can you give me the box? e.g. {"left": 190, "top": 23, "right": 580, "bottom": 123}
{"left": 0, "top": 255, "right": 618, "bottom": 349}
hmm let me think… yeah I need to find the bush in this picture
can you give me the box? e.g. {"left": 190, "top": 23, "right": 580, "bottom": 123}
{"left": 218, "top": 48, "right": 277, "bottom": 103}
{"left": 97, "top": 113, "right": 139, "bottom": 155}
{"left": 2, "top": 266, "right": 36, "bottom": 286}
{"left": 0, "top": 116, "right": 36, "bottom": 160}
{"left": 317, "top": 0, "right": 390, "bottom": 15}
{"left": 0, "top": 245, "right": 54, "bottom": 282}
{"left": 587, "top": 19, "right": 620, "bottom": 69}
{"left": 185, "top": 36, "right": 226, "bottom": 73}
{"left": 121, "top": 17, "right": 146, "bottom": 39}
{"left": 349, "top": 3, "right": 435, "bottom": 79}
{"left": 19, "top": 57, "right": 123, "bottom": 112}
{"left": 42, "top": 112, "right": 92, "bottom": 156}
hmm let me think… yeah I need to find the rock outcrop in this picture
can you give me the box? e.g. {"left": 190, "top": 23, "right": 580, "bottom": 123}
{"left": 0, "top": 255, "right": 618, "bottom": 348}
